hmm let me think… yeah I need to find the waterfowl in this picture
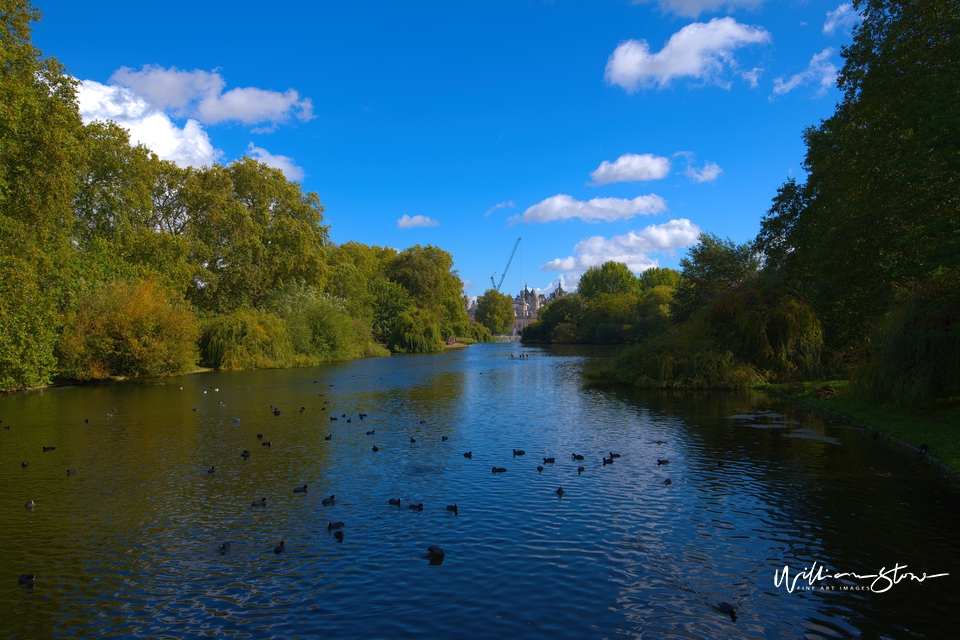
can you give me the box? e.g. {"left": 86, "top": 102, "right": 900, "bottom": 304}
{"left": 359, "top": 413, "right": 368, "bottom": 419}
{"left": 274, "top": 540, "right": 286, "bottom": 554}
{"left": 42, "top": 446, "right": 55, "bottom": 452}
{"left": 322, "top": 495, "right": 336, "bottom": 506}
{"left": 192, "top": 408, "right": 197, "bottom": 412}
{"left": 21, "top": 461, "right": 28, "bottom": 468}
{"left": 463, "top": 452, "right": 472, "bottom": 459}
{"left": 657, "top": 459, "right": 669, "bottom": 465}
{"left": 241, "top": 450, "right": 251, "bottom": 459}
{"left": 232, "top": 418, "right": 241, "bottom": 424}
{"left": 219, "top": 542, "right": 231, "bottom": 553}
{"left": 207, "top": 466, "right": 216, "bottom": 473}
{"left": 718, "top": 602, "right": 737, "bottom": 621}
{"left": 389, "top": 498, "right": 401, "bottom": 506}
{"left": 572, "top": 453, "right": 584, "bottom": 460}
{"left": 18, "top": 574, "right": 35, "bottom": 586}
{"left": 446, "top": 504, "right": 458, "bottom": 514}
{"left": 602, "top": 456, "right": 613, "bottom": 466}
{"left": 327, "top": 521, "right": 345, "bottom": 530}
{"left": 324, "top": 434, "right": 332, "bottom": 441}
{"left": 420, "top": 420, "right": 426, "bottom": 424}
{"left": 716, "top": 459, "right": 724, "bottom": 467}
{"left": 513, "top": 449, "right": 526, "bottom": 456}
{"left": 577, "top": 466, "right": 585, "bottom": 474}
{"left": 492, "top": 467, "right": 507, "bottom": 473}
{"left": 372, "top": 445, "right": 379, "bottom": 452}
{"left": 346, "top": 418, "right": 351, "bottom": 423}
{"left": 425, "top": 545, "right": 444, "bottom": 559}
{"left": 66, "top": 469, "right": 76, "bottom": 475}
{"left": 300, "top": 407, "right": 305, "bottom": 413}
{"left": 25, "top": 500, "right": 35, "bottom": 509}
{"left": 408, "top": 503, "right": 424, "bottom": 511}
{"left": 664, "top": 478, "right": 672, "bottom": 486}
{"left": 919, "top": 443, "right": 929, "bottom": 459}
{"left": 410, "top": 437, "right": 416, "bottom": 443}
{"left": 330, "top": 416, "right": 338, "bottom": 421}
{"left": 85, "top": 418, "right": 89, "bottom": 422}
{"left": 262, "top": 441, "right": 272, "bottom": 447}
{"left": 293, "top": 485, "right": 308, "bottom": 493}
{"left": 609, "top": 452, "right": 621, "bottom": 459}
{"left": 556, "top": 487, "right": 564, "bottom": 497}
{"left": 366, "top": 430, "right": 375, "bottom": 435}
{"left": 341, "top": 413, "right": 346, "bottom": 418}
{"left": 334, "top": 531, "right": 344, "bottom": 543}
{"left": 273, "top": 409, "right": 281, "bottom": 416}
{"left": 257, "top": 434, "right": 264, "bottom": 439}
{"left": 442, "top": 436, "right": 448, "bottom": 441}
{"left": 537, "top": 465, "right": 544, "bottom": 473}
{"left": 543, "top": 457, "right": 555, "bottom": 464}
{"left": 251, "top": 497, "right": 267, "bottom": 507}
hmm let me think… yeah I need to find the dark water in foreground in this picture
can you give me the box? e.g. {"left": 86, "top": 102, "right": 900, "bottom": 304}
{"left": 1, "top": 343, "right": 957, "bottom": 638}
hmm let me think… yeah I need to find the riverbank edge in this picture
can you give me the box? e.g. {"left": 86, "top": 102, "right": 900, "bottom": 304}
{"left": 759, "top": 383, "right": 960, "bottom": 483}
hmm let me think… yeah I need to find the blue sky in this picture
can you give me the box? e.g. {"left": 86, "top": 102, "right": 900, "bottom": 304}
{"left": 34, "top": 0, "right": 858, "bottom": 297}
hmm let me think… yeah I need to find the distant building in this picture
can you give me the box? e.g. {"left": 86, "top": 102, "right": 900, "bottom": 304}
{"left": 464, "top": 294, "right": 477, "bottom": 320}
{"left": 511, "top": 284, "right": 565, "bottom": 336}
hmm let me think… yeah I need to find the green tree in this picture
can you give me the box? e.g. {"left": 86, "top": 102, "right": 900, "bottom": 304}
{"left": 638, "top": 267, "right": 681, "bottom": 290}
{"left": 475, "top": 289, "right": 514, "bottom": 334}
{"left": 386, "top": 244, "right": 469, "bottom": 337}
{"left": 577, "top": 262, "right": 639, "bottom": 299}
{"left": 0, "top": 0, "right": 83, "bottom": 388}
{"left": 369, "top": 278, "right": 411, "bottom": 342}
{"left": 388, "top": 307, "right": 444, "bottom": 353}
{"left": 671, "top": 233, "right": 760, "bottom": 323}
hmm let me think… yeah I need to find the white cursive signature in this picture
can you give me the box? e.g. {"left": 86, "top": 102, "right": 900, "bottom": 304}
{"left": 775, "top": 561, "right": 949, "bottom": 593}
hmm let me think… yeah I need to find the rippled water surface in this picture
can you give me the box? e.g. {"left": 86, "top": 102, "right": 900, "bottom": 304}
{"left": 2, "top": 343, "right": 958, "bottom": 638}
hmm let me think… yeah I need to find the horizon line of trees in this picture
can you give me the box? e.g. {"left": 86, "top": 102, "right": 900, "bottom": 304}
{"left": 0, "top": 1, "right": 486, "bottom": 391}
{"left": 524, "top": 0, "right": 959, "bottom": 407}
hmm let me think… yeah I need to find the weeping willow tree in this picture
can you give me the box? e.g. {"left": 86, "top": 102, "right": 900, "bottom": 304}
{"left": 388, "top": 308, "right": 444, "bottom": 354}
{"left": 710, "top": 281, "right": 823, "bottom": 381}
{"left": 199, "top": 309, "right": 296, "bottom": 370}
{"left": 853, "top": 269, "right": 960, "bottom": 406}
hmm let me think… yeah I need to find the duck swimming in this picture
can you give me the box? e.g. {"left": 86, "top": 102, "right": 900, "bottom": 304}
{"left": 251, "top": 497, "right": 267, "bottom": 507}
{"left": 207, "top": 466, "right": 216, "bottom": 473}
{"left": 293, "top": 485, "right": 308, "bottom": 493}
{"left": 556, "top": 487, "right": 564, "bottom": 497}
{"left": 327, "top": 521, "right": 345, "bottom": 530}
{"left": 442, "top": 436, "right": 448, "bottom": 441}
{"left": 408, "top": 503, "right": 424, "bottom": 511}
{"left": 18, "top": 574, "right": 35, "bottom": 586}
{"left": 537, "top": 465, "right": 544, "bottom": 473}
{"left": 322, "top": 495, "right": 336, "bottom": 506}
{"left": 664, "top": 478, "right": 672, "bottom": 486}
{"left": 324, "top": 434, "right": 332, "bottom": 441}
{"left": 492, "top": 467, "right": 507, "bottom": 473}
{"left": 463, "top": 452, "right": 472, "bottom": 459}
{"left": 334, "top": 531, "right": 344, "bottom": 543}
{"left": 372, "top": 445, "right": 379, "bottom": 452}
{"left": 219, "top": 542, "right": 231, "bottom": 553}
{"left": 577, "top": 466, "right": 585, "bottom": 474}
{"left": 513, "top": 449, "right": 525, "bottom": 456}
{"left": 446, "top": 504, "right": 458, "bottom": 514}
{"left": 657, "top": 459, "right": 669, "bottom": 465}
{"left": 543, "top": 457, "right": 555, "bottom": 464}
{"left": 241, "top": 450, "right": 251, "bottom": 459}
{"left": 25, "top": 500, "right": 35, "bottom": 509}
{"left": 572, "top": 453, "right": 584, "bottom": 460}
{"left": 389, "top": 498, "right": 401, "bottom": 506}
{"left": 274, "top": 540, "right": 286, "bottom": 554}
{"left": 42, "top": 446, "right": 55, "bottom": 452}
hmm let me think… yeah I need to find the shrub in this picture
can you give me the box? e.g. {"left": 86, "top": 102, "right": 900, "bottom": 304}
{"left": 388, "top": 308, "right": 444, "bottom": 353}
{"left": 199, "top": 308, "right": 294, "bottom": 370}
{"left": 57, "top": 279, "right": 199, "bottom": 379}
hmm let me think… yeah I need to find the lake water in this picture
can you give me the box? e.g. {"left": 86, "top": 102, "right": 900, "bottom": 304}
{"left": 1, "top": 343, "right": 957, "bottom": 638}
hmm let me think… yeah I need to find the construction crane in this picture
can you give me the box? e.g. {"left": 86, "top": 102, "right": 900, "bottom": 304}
{"left": 490, "top": 238, "right": 521, "bottom": 292}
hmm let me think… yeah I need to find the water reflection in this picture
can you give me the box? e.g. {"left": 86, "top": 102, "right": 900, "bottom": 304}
{"left": 1, "top": 344, "right": 957, "bottom": 638}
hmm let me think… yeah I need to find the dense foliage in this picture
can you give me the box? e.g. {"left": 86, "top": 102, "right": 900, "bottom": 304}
{"left": 0, "top": 3, "right": 476, "bottom": 389}
{"left": 475, "top": 289, "right": 514, "bottom": 335}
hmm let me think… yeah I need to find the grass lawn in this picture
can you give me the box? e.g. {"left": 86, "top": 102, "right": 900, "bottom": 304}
{"left": 761, "top": 380, "right": 960, "bottom": 476}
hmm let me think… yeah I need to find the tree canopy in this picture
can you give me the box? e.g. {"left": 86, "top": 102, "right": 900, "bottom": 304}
{"left": 475, "top": 289, "right": 514, "bottom": 335}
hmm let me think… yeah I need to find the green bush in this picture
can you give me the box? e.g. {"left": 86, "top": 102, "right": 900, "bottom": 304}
{"left": 56, "top": 278, "right": 199, "bottom": 379}
{"left": 0, "top": 255, "right": 60, "bottom": 388}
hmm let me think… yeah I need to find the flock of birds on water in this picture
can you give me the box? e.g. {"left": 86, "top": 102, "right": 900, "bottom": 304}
{"left": 9, "top": 359, "right": 741, "bottom": 624}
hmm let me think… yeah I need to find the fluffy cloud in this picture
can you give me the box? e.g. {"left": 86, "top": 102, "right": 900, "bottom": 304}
{"left": 771, "top": 48, "right": 838, "bottom": 98}
{"left": 589, "top": 153, "right": 671, "bottom": 185}
{"left": 605, "top": 18, "right": 771, "bottom": 92}
{"left": 110, "top": 65, "right": 314, "bottom": 125}
{"left": 246, "top": 143, "right": 305, "bottom": 181}
{"left": 633, "top": 0, "right": 765, "bottom": 19}
{"left": 513, "top": 194, "right": 667, "bottom": 224}
{"left": 397, "top": 214, "right": 439, "bottom": 229}
{"left": 484, "top": 200, "right": 515, "bottom": 217}
{"left": 541, "top": 219, "right": 702, "bottom": 283}
{"left": 824, "top": 3, "right": 860, "bottom": 35}
{"left": 77, "top": 80, "right": 220, "bottom": 167}
{"left": 686, "top": 161, "right": 722, "bottom": 182}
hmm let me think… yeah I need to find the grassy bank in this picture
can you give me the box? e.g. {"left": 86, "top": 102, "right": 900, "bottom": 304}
{"left": 762, "top": 381, "right": 960, "bottom": 477}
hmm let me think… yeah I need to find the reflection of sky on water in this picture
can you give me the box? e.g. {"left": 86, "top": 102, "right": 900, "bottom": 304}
{"left": 1, "top": 343, "right": 957, "bottom": 639}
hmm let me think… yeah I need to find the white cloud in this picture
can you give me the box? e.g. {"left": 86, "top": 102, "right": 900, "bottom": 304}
{"left": 686, "top": 161, "right": 722, "bottom": 182}
{"left": 633, "top": 0, "right": 765, "bottom": 19}
{"left": 462, "top": 279, "right": 475, "bottom": 293}
{"left": 824, "top": 3, "right": 859, "bottom": 35}
{"left": 541, "top": 219, "right": 702, "bottom": 284}
{"left": 513, "top": 194, "right": 667, "bottom": 224}
{"left": 109, "top": 65, "right": 314, "bottom": 125}
{"left": 484, "top": 200, "right": 515, "bottom": 217}
{"left": 589, "top": 153, "right": 671, "bottom": 185}
{"left": 741, "top": 66, "right": 763, "bottom": 88}
{"left": 771, "top": 48, "right": 838, "bottom": 98}
{"left": 605, "top": 18, "right": 771, "bottom": 92}
{"left": 246, "top": 143, "right": 305, "bottom": 181}
{"left": 397, "top": 214, "right": 439, "bottom": 229}
{"left": 77, "top": 80, "right": 220, "bottom": 167}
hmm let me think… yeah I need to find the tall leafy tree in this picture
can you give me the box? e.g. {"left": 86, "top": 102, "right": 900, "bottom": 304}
{"left": 671, "top": 233, "right": 759, "bottom": 323}
{"left": 475, "top": 289, "right": 514, "bottom": 335}
{"left": 0, "top": 0, "right": 83, "bottom": 387}
{"left": 577, "top": 262, "right": 639, "bottom": 299}
{"left": 386, "top": 244, "right": 469, "bottom": 337}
